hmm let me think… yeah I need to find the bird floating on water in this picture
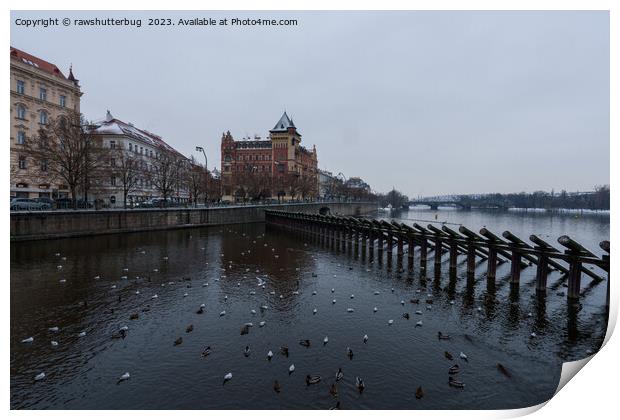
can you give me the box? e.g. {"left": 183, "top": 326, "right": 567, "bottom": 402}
{"left": 267, "top": 350, "right": 273, "bottom": 360}
{"left": 438, "top": 332, "right": 451, "bottom": 340}
{"left": 460, "top": 351, "right": 468, "bottom": 361}
{"left": 306, "top": 375, "right": 321, "bottom": 385}
{"left": 77, "top": 331, "right": 86, "bottom": 338}
{"left": 497, "top": 363, "right": 511, "bottom": 378}
{"left": 445, "top": 351, "right": 454, "bottom": 360}
{"left": 330, "top": 383, "right": 338, "bottom": 398}
{"left": 220, "top": 311, "right": 226, "bottom": 317}
{"left": 280, "top": 346, "right": 289, "bottom": 357}
{"left": 186, "top": 324, "right": 194, "bottom": 333}
{"left": 21, "top": 337, "right": 34, "bottom": 343}
{"left": 244, "top": 346, "right": 251, "bottom": 357}
{"left": 347, "top": 347, "right": 354, "bottom": 359}
{"left": 174, "top": 337, "right": 183, "bottom": 346}
{"left": 273, "top": 380, "right": 281, "bottom": 393}
{"left": 51, "top": 340, "right": 58, "bottom": 346}
{"left": 415, "top": 386, "right": 424, "bottom": 399}
{"left": 363, "top": 334, "right": 368, "bottom": 343}
{"left": 356, "top": 376, "right": 365, "bottom": 393}
{"left": 117, "top": 372, "right": 130, "bottom": 384}
{"left": 201, "top": 346, "right": 211, "bottom": 357}
{"left": 323, "top": 336, "right": 328, "bottom": 345}
{"left": 336, "top": 367, "right": 344, "bottom": 381}
{"left": 347, "top": 308, "right": 354, "bottom": 313}
{"left": 449, "top": 377, "right": 465, "bottom": 388}
{"left": 388, "top": 319, "right": 394, "bottom": 325}
{"left": 313, "top": 308, "right": 318, "bottom": 314}
{"left": 289, "top": 364, "right": 295, "bottom": 375}
{"left": 448, "top": 364, "right": 460, "bottom": 374}
{"left": 415, "top": 320, "right": 423, "bottom": 327}
{"left": 403, "top": 312, "right": 410, "bottom": 319}
{"left": 259, "top": 321, "right": 266, "bottom": 327}
{"left": 223, "top": 372, "right": 232, "bottom": 384}
{"left": 299, "top": 339, "right": 311, "bottom": 347}
{"left": 34, "top": 372, "right": 46, "bottom": 381}
{"left": 48, "top": 327, "right": 59, "bottom": 333}
{"left": 373, "top": 307, "right": 378, "bottom": 313}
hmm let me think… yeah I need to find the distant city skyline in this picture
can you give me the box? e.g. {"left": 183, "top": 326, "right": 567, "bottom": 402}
{"left": 10, "top": 10, "right": 610, "bottom": 198}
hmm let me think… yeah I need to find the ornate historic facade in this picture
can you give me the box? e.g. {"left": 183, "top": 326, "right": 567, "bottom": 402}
{"left": 220, "top": 112, "right": 318, "bottom": 201}
{"left": 10, "top": 47, "right": 82, "bottom": 198}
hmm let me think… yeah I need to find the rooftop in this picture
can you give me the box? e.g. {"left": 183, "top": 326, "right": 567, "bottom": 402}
{"left": 89, "top": 110, "right": 186, "bottom": 158}
{"left": 270, "top": 111, "right": 298, "bottom": 134}
{"left": 10, "top": 47, "right": 68, "bottom": 80}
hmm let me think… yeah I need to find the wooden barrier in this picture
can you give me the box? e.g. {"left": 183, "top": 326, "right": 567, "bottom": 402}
{"left": 265, "top": 210, "right": 610, "bottom": 308}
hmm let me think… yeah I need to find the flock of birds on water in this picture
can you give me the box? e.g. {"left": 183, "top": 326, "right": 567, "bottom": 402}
{"left": 17, "top": 228, "right": 529, "bottom": 409}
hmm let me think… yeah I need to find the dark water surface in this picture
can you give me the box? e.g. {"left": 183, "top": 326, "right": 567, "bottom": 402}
{"left": 11, "top": 209, "right": 609, "bottom": 409}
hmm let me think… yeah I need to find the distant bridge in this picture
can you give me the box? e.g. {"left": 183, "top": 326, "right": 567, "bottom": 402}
{"left": 408, "top": 199, "right": 510, "bottom": 211}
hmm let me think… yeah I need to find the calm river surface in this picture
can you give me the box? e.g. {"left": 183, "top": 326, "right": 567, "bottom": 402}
{"left": 10, "top": 208, "right": 609, "bottom": 409}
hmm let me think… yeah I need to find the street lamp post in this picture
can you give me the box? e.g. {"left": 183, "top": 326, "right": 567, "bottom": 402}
{"left": 195, "top": 146, "right": 208, "bottom": 206}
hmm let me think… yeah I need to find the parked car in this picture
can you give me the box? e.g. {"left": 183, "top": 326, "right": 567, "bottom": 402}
{"left": 34, "top": 197, "right": 55, "bottom": 207}
{"left": 137, "top": 198, "right": 171, "bottom": 208}
{"left": 10, "top": 198, "right": 51, "bottom": 211}
{"left": 55, "top": 198, "right": 94, "bottom": 209}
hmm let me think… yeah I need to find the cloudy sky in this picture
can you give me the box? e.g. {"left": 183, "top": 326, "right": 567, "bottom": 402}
{"left": 11, "top": 11, "right": 609, "bottom": 197}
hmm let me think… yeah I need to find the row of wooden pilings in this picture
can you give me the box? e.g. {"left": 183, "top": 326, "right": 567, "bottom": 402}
{"left": 265, "top": 210, "right": 610, "bottom": 310}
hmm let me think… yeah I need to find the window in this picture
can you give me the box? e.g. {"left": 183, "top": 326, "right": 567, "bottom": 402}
{"left": 39, "top": 110, "right": 48, "bottom": 125}
{"left": 140, "top": 147, "right": 143, "bottom": 155}
{"left": 17, "top": 131, "right": 26, "bottom": 145}
{"left": 40, "top": 159, "right": 48, "bottom": 172}
{"left": 129, "top": 143, "right": 132, "bottom": 152}
{"left": 18, "top": 156, "right": 26, "bottom": 169}
{"left": 16, "top": 80, "right": 25, "bottom": 94}
{"left": 110, "top": 140, "right": 116, "bottom": 149}
{"left": 59, "top": 95, "right": 66, "bottom": 107}
{"left": 110, "top": 158, "right": 116, "bottom": 167}
{"left": 291, "top": 139, "right": 294, "bottom": 146}
{"left": 16, "top": 105, "right": 26, "bottom": 120}
{"left": 150, "top": 150, "right": 153, "bottom": 157}
{"left": 110, "top": 195, "right": 116, "bottom": 204}
{"left": 39, "top": 87, "right": 47, "bottom": 101}
{"left": 110, "top": 175, "right": 117, "bottom": 186}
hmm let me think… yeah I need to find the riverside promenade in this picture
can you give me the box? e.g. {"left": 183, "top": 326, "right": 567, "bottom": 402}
{"left": 10, "top": 201, "right": 377, "bottom": 242}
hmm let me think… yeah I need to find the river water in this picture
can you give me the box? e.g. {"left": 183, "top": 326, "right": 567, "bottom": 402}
{"left": 10, "top": 208, "right": 609, "bottom": 409}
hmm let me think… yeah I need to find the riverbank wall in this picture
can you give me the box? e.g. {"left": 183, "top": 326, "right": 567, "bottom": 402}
{"left": 10, "top": 202, "right": 377, "bottom": 242}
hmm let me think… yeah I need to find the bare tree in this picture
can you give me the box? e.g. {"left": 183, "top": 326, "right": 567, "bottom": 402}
{"left": 23, "top": 112, "right": 108, "bottom": 209}
{"left": 149, "top": 145, "right": 177, "bottom": 206}
{"left": 110, "top": 147, "right": 143, "bottom": 208}
{"left": 188, "top": 157, "right": 208, "bottom": 207}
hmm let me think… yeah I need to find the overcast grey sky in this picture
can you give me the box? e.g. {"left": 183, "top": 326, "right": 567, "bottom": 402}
{"left": 11, "top": 11, "right": 609, "bottom": 197}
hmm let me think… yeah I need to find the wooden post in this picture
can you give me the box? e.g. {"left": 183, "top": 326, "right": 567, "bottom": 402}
{"left": 509, "top": 246, "right": 521, "bottom": 284}
{"left": 434, "top": 236, "right": 442, "bottom": 278}
{"left": 567, "top": 253, "right": 582, "bottom": 300}
{"left": 420, "top": 235, "right": 428, "bottom": 272}
{"left": 535, "top": 252, "right": 549, "bottom": 292}
{"left": 486, "top": 246, "right": 497, "bottom": 281}
{"left": 397, "top": 237, "right": 404, "bottom": 257}
{"left": 408, "top": 238, "right": 415, "bottom": 268}
{"left": 467, "top": 239, "right": 476, "bottom": 277}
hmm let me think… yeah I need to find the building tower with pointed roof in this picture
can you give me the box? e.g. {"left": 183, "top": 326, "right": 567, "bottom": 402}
{"left": 220, "top": 111, "right": 318, "bottom": 201}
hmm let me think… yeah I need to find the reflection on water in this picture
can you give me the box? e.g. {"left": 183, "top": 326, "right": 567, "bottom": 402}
{"left": 10, "top": 210, "right": 608, "bottom": 409}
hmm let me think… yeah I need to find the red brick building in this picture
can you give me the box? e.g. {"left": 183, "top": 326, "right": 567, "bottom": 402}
{"left": 221, "top": 112, "right": 318, "bottom": 201}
